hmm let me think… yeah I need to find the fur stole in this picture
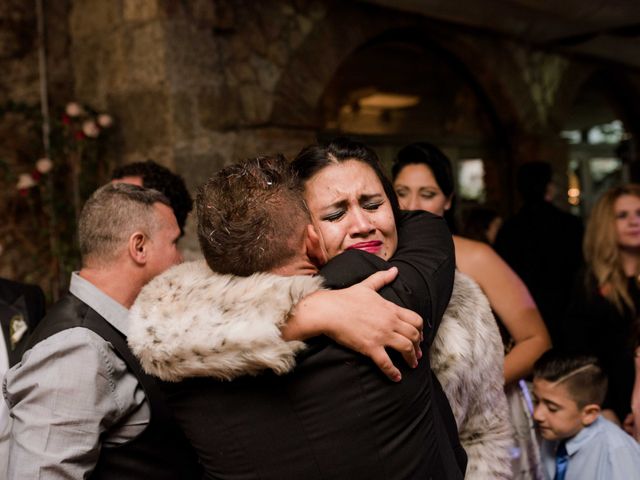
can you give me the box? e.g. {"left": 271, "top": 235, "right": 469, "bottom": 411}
{"left": 431, "top": 271, "right": 512, "bottom": 479}
{"left": 128, "top": 260, "right": 324, "bottom": 381}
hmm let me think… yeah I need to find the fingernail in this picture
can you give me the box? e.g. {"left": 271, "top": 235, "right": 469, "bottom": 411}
{"left": 393, "top": 373, "right": 402, "bottom": 382}
{"left": 417, "top": 348, "right": 423, "bottom": 359}
{"left": 413, "top": 361, "right": 418, "bottom": 368}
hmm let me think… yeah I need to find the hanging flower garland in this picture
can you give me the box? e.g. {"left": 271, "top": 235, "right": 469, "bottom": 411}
{"left": 15, "top": 101, "right": 114, "bottom": 198}
{"left": 1, "top": 1, "right": 117, "bottom": 297}
{"left": 1, "top": 99, "right": 115, "bottom": 297}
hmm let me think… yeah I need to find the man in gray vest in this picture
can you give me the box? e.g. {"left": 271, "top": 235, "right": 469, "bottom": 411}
{"left": 3, "top": 183, "right": 201, "bottom": 479}
{"left": 0, "top": 278, "right": 45, "bottom": 474}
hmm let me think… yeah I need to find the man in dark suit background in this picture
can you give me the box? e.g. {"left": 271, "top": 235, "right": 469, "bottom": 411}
{"left": 0, "top": 278, "right": 45, "bottom": 367}
{"left": 0, "top": 277, "right": 46, "bottom": 473}
{"left": 495, "top": 161, "right": 583, "bottom": 347}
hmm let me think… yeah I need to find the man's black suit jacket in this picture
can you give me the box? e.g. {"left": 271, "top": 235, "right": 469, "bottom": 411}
{"left": 494, "top": 200, "right": 583, "bottom": 345}
{"left": 163, "top": 211, "right": 465, "bottom": 480}
{"left": 0, "top": 278, "right": 46, "bottom": 366}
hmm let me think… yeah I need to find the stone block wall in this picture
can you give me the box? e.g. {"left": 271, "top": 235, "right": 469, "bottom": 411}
{"left": 2, "top": 0, "right": 640, "bottom": 267}
{"left": 0, "top": 0, "right": 74, "bottom": 280}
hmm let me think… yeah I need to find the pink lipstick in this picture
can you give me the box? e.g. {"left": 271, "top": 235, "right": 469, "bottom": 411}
{"left": 347, "top": 240, "right": 383, "bottom": 254}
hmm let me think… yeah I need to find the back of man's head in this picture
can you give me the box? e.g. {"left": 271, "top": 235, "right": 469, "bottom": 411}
{"left": 516, "top": 161, "right": 552, "bottom": 203}
{"left": 111, "top": 160, "right": 193, "bottom": 236}
{"left": 533, "top": 350, "right": 607, "bottom": 408}
{"left": 196, "top": 154, "right": 309, "bottom": 276}
{"left": 79, "top": 183, "right": 171, "bottom": 267}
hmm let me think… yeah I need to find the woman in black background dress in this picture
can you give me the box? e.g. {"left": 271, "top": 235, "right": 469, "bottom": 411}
{"left": 564, "top": 184, "right": 640, "bottom": 428}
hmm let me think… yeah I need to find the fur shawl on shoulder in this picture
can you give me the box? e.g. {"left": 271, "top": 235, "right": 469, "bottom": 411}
{"left": 128, "top": 260, "right": 324, "bottom": 381}
{"left": 431, "top": 271, "right": 512, "bottom": 479}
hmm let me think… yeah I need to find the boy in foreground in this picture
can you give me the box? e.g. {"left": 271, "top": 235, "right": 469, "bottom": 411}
{"left": 532, "top": 350, "right": 640, "bottom": 480}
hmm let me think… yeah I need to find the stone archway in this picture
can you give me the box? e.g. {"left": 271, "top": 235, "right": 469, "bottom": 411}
{"left": 269, "top": 4, "right": 419, "bottom": 129}
{"left": 270, "top": 8, "right": 529, "bottom": 138}
{"left": 268, "top": 6, "right": 540, "bottom": 211}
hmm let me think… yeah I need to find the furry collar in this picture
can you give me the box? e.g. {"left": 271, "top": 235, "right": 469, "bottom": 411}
{"left": 128, "top": 260, "right": 324, "bottom": 381}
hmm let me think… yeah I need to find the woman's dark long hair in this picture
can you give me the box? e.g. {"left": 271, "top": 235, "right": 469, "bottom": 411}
{"left": 392, "top": 142, "right": 457, "bottom": 232}
{"left": 291, "top": 137, "right": 401, "bottom": 221}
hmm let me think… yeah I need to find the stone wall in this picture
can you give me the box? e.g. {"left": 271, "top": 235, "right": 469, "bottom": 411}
{"left": 2, "top": 0, "right": 640, "bottom": 269}
{"left": 66, "top": 0, "right": 640, "bottom": 181}
{"left": 68, "top": 0, "right": 334, "bottom": 253}
{"left": 0, "top": 0, "right": 73, "bottom": 281}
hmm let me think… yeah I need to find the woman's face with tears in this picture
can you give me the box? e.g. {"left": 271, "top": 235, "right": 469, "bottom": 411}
{"left": 303, "top": 159, "right": 398, "bottom": 262}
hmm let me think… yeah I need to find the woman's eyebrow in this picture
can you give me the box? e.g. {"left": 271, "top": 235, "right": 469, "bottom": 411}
{"left": 318, "top": 193, "right": 383, "bottom": 211}
{"left": 359, "top": 193, "right": 384, "bottom": 202}
{"left": 321, "top": 198, "right": 349, "bottom": 211}
{"left": 543, "top": 399, "right": 562, "bottom": 409}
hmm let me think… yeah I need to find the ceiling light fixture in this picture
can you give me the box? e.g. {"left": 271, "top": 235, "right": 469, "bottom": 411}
{"left": 358, "top": 92, "right": 420, "bottom": 109}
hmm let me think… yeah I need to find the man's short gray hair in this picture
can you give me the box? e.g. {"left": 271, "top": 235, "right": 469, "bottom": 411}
{"left": 78, "top": 183, "right": 171, "bottom": 264}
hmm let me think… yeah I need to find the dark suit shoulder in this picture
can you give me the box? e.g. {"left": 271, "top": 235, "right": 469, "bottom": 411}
{"left": 0, "top": 278, "right": 47, "bottom": 365}
{"left": 0, "top": 277, "right": 44, "bottom": 303}
{"left": 0, "top": 278, "right": 27, "bottom": 303}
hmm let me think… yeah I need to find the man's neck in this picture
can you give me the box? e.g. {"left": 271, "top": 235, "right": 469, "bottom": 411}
{"left": 271, "top": 257, "right": 319, "bottom": 277}
{"left": 78, "top": 267, "right": 141, "bottom": 309}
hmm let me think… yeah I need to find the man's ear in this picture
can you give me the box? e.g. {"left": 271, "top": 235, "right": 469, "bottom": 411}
{"left": 128, "top": 231, "right": 148, "bottom": 266}
{"left": 304, "top": 223, "right": 327, "bottom": 267}
{"left": 545, "top": 182, "right": 557, "bottom": 202}
{"left": 580, "top": 403, "right": 601, "bottom": 427}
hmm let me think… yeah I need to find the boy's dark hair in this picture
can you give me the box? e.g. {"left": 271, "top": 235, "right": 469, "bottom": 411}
{"left": 196, "top": 154, "right": 309, "bottom": 276}
{"left": 533, "top": 350, "right": 608, "bottom": 408}
{"left": 111, "top": 160, "right": 193, "bottom": 236}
